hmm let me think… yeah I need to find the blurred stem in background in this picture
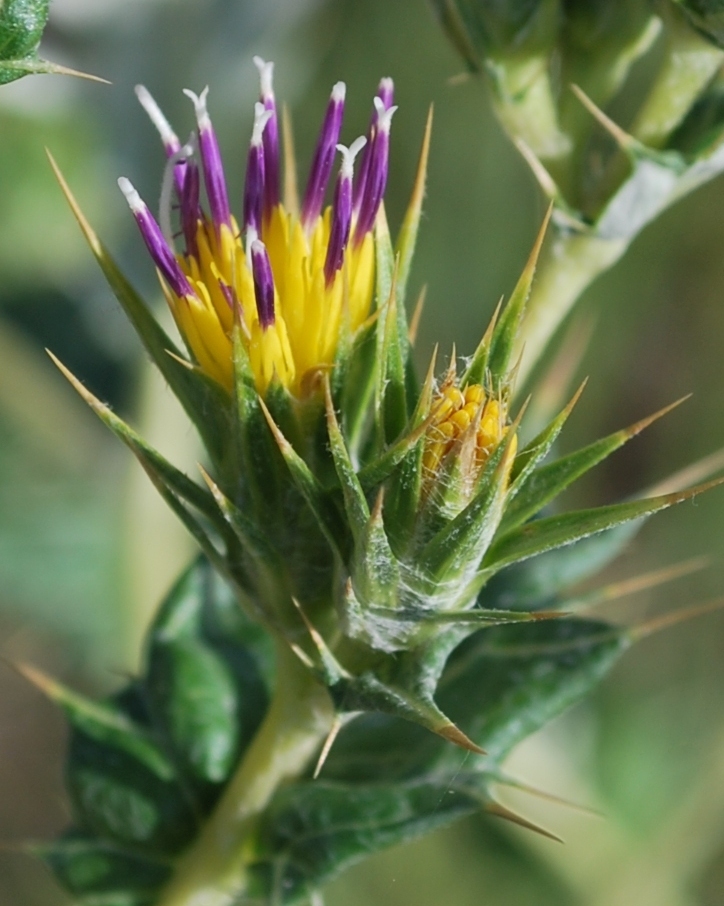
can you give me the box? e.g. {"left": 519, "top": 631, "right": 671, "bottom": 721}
{"left": 432, "top": 0, "right": 724, "bottom": 386}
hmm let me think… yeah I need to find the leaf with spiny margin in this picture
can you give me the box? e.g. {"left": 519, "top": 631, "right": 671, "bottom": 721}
{"left": 324, "top": 379, "right": 371, "bottom": 542}
{"left": 461, "top": 298, "right": 502, "bottom": 388}
{"left": 380, "top": 264, "right": 409, "bottom": 446}
{"left": 483, "top": 521, "right": 641, "bottom": 611}
{"left": 47, "top": 153, "right": 231, "bottom": 465}
{"left": 484, "top": 479, "right": 724, "bottom": 576}
{"left": 501, "top": 397, "right": 687, "bottom": 533}
{"left": 335, "top": 317, "right": 378, "bottom": 460}
{"left": 16, "top": 664, "right": 175, "bottom": 781}
{"left": 509, "top": 381, "right": 586, "bottom": 486}
{"left": 48, "top": 352, "right": 225, "bottom": 529}
{"left": 322, "top": 616, "right": 627, "bottom": 784}
{"left": 32, "top": 834, "right": 171, "bottom": 899}
{"left": 487, "top": 205, "right": 552, "bottom": 386}
{"left": 351, "top": 492, "right": 400, "bottom": 608}
{"left": 232, "top": 325, "right": 284, "bottom": 525}
{"left": 248, "top": 777, "right": 482, "bottom": 904}
{"left": 379, "top": 350, "right": 437, "bottom": 553}
{"left": 258, "top": 398, "right": 346, "bottom": 556}
{"left": 327, "top": 670, "right": 482, "bottom": 754}
{"left": 396, "top": 105, "right": 433, "bottom": 308}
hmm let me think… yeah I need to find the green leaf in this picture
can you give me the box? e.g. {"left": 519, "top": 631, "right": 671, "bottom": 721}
{"left": 502, "top": 397, "right": 686, "bottom": 533}
{"left": 674, "top": 0, "right": 724, "bottom": 47}
{"left": 482, "top": 521, "right": 640, "bottom": 610}
{"left": 16, "top": 664, "right": 175, "bottom": 781}
{"left": 147, "top": 640, "right": 240, "bottom": 785}
{"left": 488, "top": 205, "right": 552, "bottom": 386}
{"left": 0, "top": 0, "right": 48, "bottom": 84}
{"left": 250, "top": 778, "right": 482, "bottom": 904}
{"left": 34, "top": 834, "right": 171, "bottom": 897}
{"left": 395, "top": 106, "right": 433, "bottom": 308}
{"left": 48, "top": 352, "right": 224, "bottom": 527}
{"left": 47, "top": 153, "right": 232, "bottom": 466}
{"left": 324, "top": 617, "right": 627, "bottom": 783}
{"left": 485, "top": 479, "right": 723, "bottom": 574}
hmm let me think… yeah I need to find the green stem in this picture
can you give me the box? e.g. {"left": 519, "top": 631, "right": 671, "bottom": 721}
{"left": 156, "top": 641, "right": 335, "bottom": 906}
{"left": 514, "top": 231, "right": 627, "bottom": 388}
{"left": 632, "top": 9, "right": 724, "bottom": 149}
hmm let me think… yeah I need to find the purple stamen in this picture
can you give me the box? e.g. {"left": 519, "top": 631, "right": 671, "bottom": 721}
{"left": 250, "top": 239, "right": 276, "bottom": 329}
{"left": 253, "top": 56, "right": 280, "bottom": 214}
{"left": 184, "top": 87, "right": 231, "bottom": 233}
{"left": 243, "top": 102, "right": 273, "bottom": 240}
{"left": 324, "top": 136, "right": 366, "bottom": 286}
{"left": 301, "top": 82, "right": 346, "bottom": 231}
{"left": 118, "top": 177, "right": 195, "bottom": 299}
{"left": 353, "top": 77, "right": 394, "bottom": 215}
{"left": 180, "top": 153, "right": 201, "bottom": 259}
{"left": 353, "top": 99, "right": 397, "bottom": 244}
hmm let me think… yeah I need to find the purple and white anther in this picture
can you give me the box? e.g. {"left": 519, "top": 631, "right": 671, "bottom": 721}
{"left": 118, "top": 177, "right": 195, "bottom": 299}
{"left": 354, "top": 98, "right": 397, "bottom": 244}
{"left": 250, "top": 239, "right": 276, "bottom": 329}
{"left": 301, "top": 82, "right": 346, "bottom": 231}
{"left": 253, "top": 56, "right": 280, "bottom": 213}
{"left": 353, "top": 78, "right": 394, "bottom": 215}
{"left": 184, "top": 87, "right": 232, "bottom": 232}
{"left": 324, "top": 136, "right": 366, "bottom": 286}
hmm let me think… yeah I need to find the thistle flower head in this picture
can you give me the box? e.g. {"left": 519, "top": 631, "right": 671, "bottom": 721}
{"left": 121, "top": 67, "right": 394, "bottom": 396}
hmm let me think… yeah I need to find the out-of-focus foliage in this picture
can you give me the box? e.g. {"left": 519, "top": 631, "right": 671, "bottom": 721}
{"left": 674, "top": 0, "right": 724, "bottom": 47}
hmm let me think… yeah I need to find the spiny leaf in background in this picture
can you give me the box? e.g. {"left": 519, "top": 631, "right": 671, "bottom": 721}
{"left": 0, "top": 0, "right": 104, "bottom": 84}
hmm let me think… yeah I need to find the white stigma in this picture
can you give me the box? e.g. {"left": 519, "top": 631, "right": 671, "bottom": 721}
{"left": 251, "top": 101, "right": 273, "bottom": 146}
{"left": 183, "top": 86, "right": 211, "bottom": 131}
{"left": 336, "top": 136, "right": 367, "bottom": 179}
{"left": 331, "top": 81, "right": 346, "bottom": 104}
{"left": 373, "top": 97, "right": 398, "bottom": 133}
{"left": 379, "top": 77, "right": 394, "bottom": 95}
{"left": 160, "top": 136, "right": 195, "bottom": 246}
{"left": 135, "top": 85, "right": 179, "bottom": 149}
{"left": 253, "top": 56, "right": 275, "bottom": 100}
{"left": 118, "top": 177, "right": 145, "bottom": 213}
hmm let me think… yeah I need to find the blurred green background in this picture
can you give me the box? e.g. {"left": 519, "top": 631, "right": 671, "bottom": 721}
{"left": 2, "top": 1, "right": 724, "bottom": 904}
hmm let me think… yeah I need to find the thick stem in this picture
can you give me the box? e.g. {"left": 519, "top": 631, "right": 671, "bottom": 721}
{"left": 156, "top": 641, "right": 335, "bottom": 906}
{"left": 514, "top": 231, "right": 627, "bottom": 388}
{"left": 632, "top": 11, "right": 724, "bottom": 149}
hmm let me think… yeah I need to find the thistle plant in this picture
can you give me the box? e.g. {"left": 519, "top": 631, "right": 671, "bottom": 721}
{"left": 23, "top": 44, "right": 724, "bottom": 906}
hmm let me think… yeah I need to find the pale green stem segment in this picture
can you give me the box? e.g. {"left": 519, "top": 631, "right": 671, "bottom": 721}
{"left": 489, "top": 53, "right": 571, "bottom": 166}
{"left": 633, "top": 11, "right": 724, "bottom": 149}
{"left": 156, "top": 641, "right": 335, "bottom": 906}
{"left": 515, "top": 232, "right": 627, "bottom": 389}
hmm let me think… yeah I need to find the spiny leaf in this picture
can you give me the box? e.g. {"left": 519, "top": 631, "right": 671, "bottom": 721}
{"left": 324, "top": 377, "right": 371, "bottom": 541}
{"left": 258, "top": 396, "right": 345, "bottom": 554}
{"left": 15, "top": 664, "right": 175, "bottom": 781}
{"left": 488, "top": 204, "right": 553, "bottom": 384}
{"left": 251, "top": 777, "right": 482, "bottom": 905}
{"left": 351, "top": 490, "right": 400, "bottom": 608}
{"left": 48, "top": 352, "right": 223, "bottom": 527}
{"left": 461, "top": 297, "right": 502, "bottom": 388}
{"left": 396, "top": 105, "right": 433, "bottom": 307}
{"left": 485, "top": 478, "right": 724, "bottom": 574}
{"left": 502, "top": 395, "right": 689, "bottom": 532}
{"left": 47, "top": 152, "right": 231, "bottom": 464}
{"left": 509, "top": 379, "right": 587, "bottom": 486}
